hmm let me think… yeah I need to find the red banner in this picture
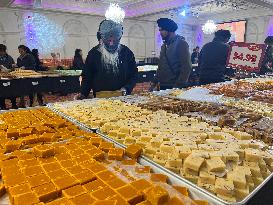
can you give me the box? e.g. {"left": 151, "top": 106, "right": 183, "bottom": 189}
{"left": 227, "top": 42, "right": 266, "bottom": 72}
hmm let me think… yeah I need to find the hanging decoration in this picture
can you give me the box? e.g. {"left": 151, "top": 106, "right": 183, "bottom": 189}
{"left": 24, "top": 13, "right": 65, "bottom": 55}
{"left": 105, "top": 3, "right": 125, "bottom": 24}
{"left": 202, "top": 20, "right": 217, "bottom": 35}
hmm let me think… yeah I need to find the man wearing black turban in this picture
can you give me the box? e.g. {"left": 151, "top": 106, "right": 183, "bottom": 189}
{"left": 153, "top": 18, "right": 192, "bottom": 90}
{"left": 199, "top": 29, "right": 231, "bottom": 85}
{"left": 261, "top": 36, "right": 273, "bottom": 74}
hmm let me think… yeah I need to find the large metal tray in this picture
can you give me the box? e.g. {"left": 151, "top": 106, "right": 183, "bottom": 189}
{"left": 47, "top": 104, "right": 273, "bottom": 205}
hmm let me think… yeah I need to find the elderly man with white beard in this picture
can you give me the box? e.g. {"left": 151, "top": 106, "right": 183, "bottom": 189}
{"left": 78, "top": 19, "right": 138, "bottom": 98}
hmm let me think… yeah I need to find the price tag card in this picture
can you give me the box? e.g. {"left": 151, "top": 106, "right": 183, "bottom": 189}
{"left": 227, "top": 42, "right": 266, "bottom": 72}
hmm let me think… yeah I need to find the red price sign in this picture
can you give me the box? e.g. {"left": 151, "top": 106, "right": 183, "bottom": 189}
{"left": 227, "top": 42, "right": 266, "bottom": 72}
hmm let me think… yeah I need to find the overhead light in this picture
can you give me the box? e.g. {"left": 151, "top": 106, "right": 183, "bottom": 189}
{"left": 105, "top": 3, "right": 125, "bottom": 24}
{"left": 180, "top": 10, "right": 186, "bottom": 17}
{"left": 202, "top": 20, "right": 217, "bottom": 35}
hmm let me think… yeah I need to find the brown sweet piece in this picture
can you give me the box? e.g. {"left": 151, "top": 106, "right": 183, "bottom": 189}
{"left": 32, "top": 182, "right": 59, "bottom": 202}
{"left": 19, "top": 128, "right": 33, "bottom": 137}
{"left": 130, "top": 179, "right": 153, "bottom": 192}
{"left": 90, "top": 137, "right": 104, "bottom": 147}
{"left": 108, "top": 148, "right": 124, "bottom": 160}
{"left": 172, "top": 186, "right": 188, "bottom": 196}
{"left": 6, "top": 128, "right": 19, "bottom": 139}
{"left": 27, "top": 174, "right": 51, "bottom": 188}
{"left": 99, "top": 142, "right": 114, "bottom": 153}
{"left": 107, "top": 177, "right": 127, "bottom": 189}
{"left": 13, "top": 192, "right": 40, "bottom": 205}
{"left": 116, "top": 185, "right": 143, "bottom": 204}
{"left": 83, "top": 179, "right": 107, "bottom": 193}
{"left": 91, "top": 186, "right": 117, "bottom": 200}
{"left": 150, "top": 174, "right": 168, "bottom": 183}
{"left": 93, "top": 200, "right": 117, "bottom": 205}
{"left": 53, "top": 176, "right": 79, "bottom": 191}
{"left": 136, "top": 200, "right": 152, "bottom": 205}
{"left": 70, "top": 193, "right": 95, "bottom": 205}
{"left": 85, "top": 148, "right": 105, "bottom": 160}
{"left": 47, "top": 169, "right": 69, "bottom": 180}
{"left": 97, "top": 170, "right": 117, "bottom": 182}
{"left": 22, "top": 165, "right": 44, "bottom": 177}
{"left": 125, "top": 144, "right": 142, "bottom": 159}
{"left": 42, "top": 162, "right": 62, "bottom": 173}
{"left": 33, "top": 145, "right": 55, "bottom": 158}
{"left": 73, "top": 170, "right": 97, "bottom": 185}
{"left": 110, "top": 195, "right": 130, "bottom": 205}
{"left": 135, "top": 166, "right": 151, "bottom": 174}
{"left": 62, "top": 185, "right": 87, "bottom": 198}
{"left": 143, "top": 186, "right": 169, "bottom": 205}
{"left": 46, "top": 197, "right": 72, "bottom": 205}
{"left": 4, "top": 173, "right": 27, "bottom": 188}
{"left": 5, "top": 140, "right": 22, "bottom": 152}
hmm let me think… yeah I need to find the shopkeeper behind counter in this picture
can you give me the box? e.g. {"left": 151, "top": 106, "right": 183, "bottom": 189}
{"left": 78, "top": 19, "right": 138, "bottom": 98}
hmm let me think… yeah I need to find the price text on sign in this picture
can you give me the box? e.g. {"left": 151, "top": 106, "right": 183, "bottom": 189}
{"left": 227, "top": 43, "right": 266, "bottom": 72}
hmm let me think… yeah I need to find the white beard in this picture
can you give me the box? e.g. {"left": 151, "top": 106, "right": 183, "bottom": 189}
{"left": 99, "top": 45, "right": 120, "bottom": 74}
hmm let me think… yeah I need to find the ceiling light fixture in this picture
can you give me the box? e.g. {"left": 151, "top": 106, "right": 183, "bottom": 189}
{"left": 202, "top": 20, "right": 217, "bottom": 35}
{"left": 105, "top": 3, "right": 125, "bottom": 24}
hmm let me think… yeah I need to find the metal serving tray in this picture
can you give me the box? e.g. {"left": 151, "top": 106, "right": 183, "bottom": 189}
{"left": 47, "top": 104, "right": 273, "bottom": 205}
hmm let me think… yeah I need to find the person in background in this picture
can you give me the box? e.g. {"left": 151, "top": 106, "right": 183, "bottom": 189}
{"left": 72, "top": 49, "right": 85, "bottom": 70}
{"left": 0, "top": 44, "right": 17, "bottom": 109}
{"left": 261, "top": 36, "right": 273, "bottom": 74}
{"left": 29, "top": 49, "right": 45, "bottom": 106}
{"left": 199, "top": 30, "right": 231, "bottom": 85}
{"left": 153, "top": 18, "right": 192, "bottom": 90}
{"left": 78, "top": 19, "right": 138, "bottom": 98}
{"left": 17, "top": 45, "right": 36, "bottom": 108}
{"left": 191, "top": 46, "right": 200, "bottom": 64}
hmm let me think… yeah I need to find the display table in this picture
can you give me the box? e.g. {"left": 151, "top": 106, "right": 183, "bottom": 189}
{"left": 0, "top": 76, "right": 80, "bottom": 98}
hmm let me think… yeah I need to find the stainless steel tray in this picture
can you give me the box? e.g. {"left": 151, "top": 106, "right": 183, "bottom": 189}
{"left": 47, "top": 105, "right": 273, "bottom": 205}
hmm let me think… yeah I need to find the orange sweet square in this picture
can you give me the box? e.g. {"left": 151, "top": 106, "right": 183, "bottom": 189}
{"left": 46, "top": 197, "right": 72, "bottom": 205}
{"left": 93, "top": 200, "right": 117, "bottom": 205}
{"left": 1, "top": 158, "right": 19, "bottom": 168}
{"left": 135, "top": 166, "right": 151, "bottom": 174}
{"left": 38, "top": 157, "right": 56, "bottom": 164}
{"left": 85, "top": 148, "right": 105, "bottom": 160}
{"left": 13, "top": 192, "right": 40, "bottom": 205}
{"left": 59, "top": 160, "right": 76, "bottom": 169}
{"left": 73, "top": 170, "right": 97, "bottom": 185}
{"left": 4, "top": 173, "right": 27, "bottom": 188}
{"left": 125, "top": 144, "right": 142, "bottom": 159}
{"left": 172, "top": 186, "right": 188, "bottom": 197}
{"left": 70, "top": 193, "right": 95, "bottom": 205}
{"left": 90, "top": 137, "right": 103, "bottom": 147}
{"left": 91, "top": 186, "right": 116, "bottom": 200}
{"left": 83, "top": 179, "right": 107, "bottom": 192}
{"left": 96, "top": 170, "right": 117, "bottom": 182}
{"left": 18, "top": 159, "right": 39, "bottom": 168}
{"left": 6, "top": 128, "right": 19, "bottom": 139}
{"left": 19, "top": 128, "right": 33, "bottom": 137}
{"left": 22, "top": 165, "right": 44, "bottom": 177}
{"left": 108, "top": 148, "right": 124, "bottom": 161}
{"left": 62, "top": 185, "right": 87, "bottom": 199}
{"left": 98, "top": 142, "right": 114, "bottom": 153}
{"left": 8, "top": 183, "right": 31, "bottom": 196}
{"left": 33, "top": 144, "right": 55, "bottom": 158}
{"left": 117, "top": 185, "right": 143, "bottom": 204}
{"left": 27, "top": 174, "right": 51, "bottom": 188}
{"left": 150, "top": 174, "right": 168, "bottom": 183}
{"left": 73, "top": 154, "right": 90, "bottom": 164}
{"left": 5, "top": 140, "right": 22, "bottom": 152}
{"left": 130, "top": 179, "right": 153, "bottom": 191}
{"left": 70, "top": 149, "right": 85, "bottom": 156}
{"left": 84, "top": 162, "right": 107, "bottom": 173}
{"left": 42, "top": 162, "right": 62, "bottom": 173}
{"left": 107, "top": 177, "right": 127, "bottom": 189}
{"left": 53, "top": 176, "right": 79, "bottom": 191}
{"left": 143, "top": 186, "right": 169, "bottom": 205}
{"left": 47, "top": 169, "right": 69, "bottom": 180}
{"left": 110, "top": 195, "right": 130, "bottom": 205}
{"left": 32, "top": 182, "right": 59, "bottom": 202}
{"left": 66, "top": 165, "right": 86, "bottom": 175}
